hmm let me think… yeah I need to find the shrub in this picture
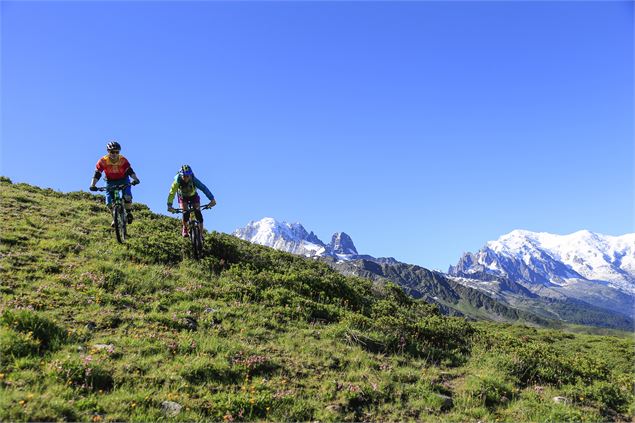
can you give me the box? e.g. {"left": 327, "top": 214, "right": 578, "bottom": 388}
{"left": 180, "top": 358, "right": 240, "bottom": 384}
{"left": 124, "top": 215, "right": 184, "bottom": 265}
{"left": 325, "top": 310, "right": 475, "bottom": 364}
{"left": 0, "top": 310, "right": 67, "bottom": 352}
{"left": 462, "top": 374, "right": 514, "bottom": 408}
{"left": 487, "top": 336, "right": 611, "bottom": 387}
{"left": 262, "top": 287, "right": 341, "bottom": 323}
{"left": 50, "top": 355, "right": 114, "bottom": 392}
{"left": 0, "top": 327, "right": 40, "bottom": 364}
{"left": 78, "top": 264, "right": 125, "bottom": 291}
{"left": 577, "top": 380, "right": 631, "bottom": 413}
{"left": 200, "top": 390, "right": 274, "bottom": 420}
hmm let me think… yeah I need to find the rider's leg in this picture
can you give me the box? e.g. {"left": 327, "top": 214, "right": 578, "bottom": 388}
{"left": 181, "top": 215, "right": 189, "bottom": 237}
{"left": 195, "top": 210, "right": 204, "bottom": 235}
{"left": 178, "top": 195, "right": 189, "bottom": 237}
{"left": 123, "top": 184, "right": 133, "bottom": 223}
{"left": 124, "top": 199, "right": 133, "bottom": 223}
{"left": 108, "top": 205, "right": 115, "bottom": 227}
{"left": 192, "top": 194, "right": 203, "bottom": 236}
{"left": 105, "top": 182, "right": 115, "bottom": 227}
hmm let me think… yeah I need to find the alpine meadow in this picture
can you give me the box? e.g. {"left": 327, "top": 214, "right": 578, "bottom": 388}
{"left": 0, "top": 177, "right": 633, "bottom": 422}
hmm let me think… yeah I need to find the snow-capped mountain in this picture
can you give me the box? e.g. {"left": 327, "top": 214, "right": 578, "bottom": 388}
{"left": 233, "top": 217, "right": 361, "bottom": 261}
{"left": 448, "top": 230, "right": 635, "bottom": 318}
{"left": 329, "top": 232, "right": 358, "bottom": 258}
{"left": 449, "top": 230, "right": 635, "bottom": 294}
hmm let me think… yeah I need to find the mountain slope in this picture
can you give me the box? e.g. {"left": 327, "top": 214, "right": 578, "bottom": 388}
{"left": 236, "top": 218, "right": 633, "bottom": 329}
{"left": 331, "top": 259, "right": 549, "bottom": 323}
{"left": 1, "top": 177, "right": 633, "bottom": 422}
{"left": 332, "top": 259, "right": 634, "bottom": 330}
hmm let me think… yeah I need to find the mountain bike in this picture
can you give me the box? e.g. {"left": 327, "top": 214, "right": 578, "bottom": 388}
{"left": 171, "top": 203, "right": 213, "bottom": 259}
{"left": 94, "top": 184, "right": 132, "bottom": 243}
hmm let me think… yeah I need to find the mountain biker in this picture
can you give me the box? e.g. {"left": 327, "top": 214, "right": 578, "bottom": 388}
{"left": 167, "top": 165, "right": 216, "bottom": 237}
{"left": 89, "top": 141, "right": 141, "bottom": 224}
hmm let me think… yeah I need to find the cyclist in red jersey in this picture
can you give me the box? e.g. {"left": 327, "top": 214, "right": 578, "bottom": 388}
{"left": 89, "top": 141, "right": 140, "bottom": 224}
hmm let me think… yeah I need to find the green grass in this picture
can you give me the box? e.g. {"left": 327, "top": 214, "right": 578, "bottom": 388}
{"left": 1, "top": 176, "right": 633, "bottom": 422}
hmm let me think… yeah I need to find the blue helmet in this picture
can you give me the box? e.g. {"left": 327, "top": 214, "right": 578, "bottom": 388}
{"left": 180, "top": 164, "right": 193, "bottom": 176}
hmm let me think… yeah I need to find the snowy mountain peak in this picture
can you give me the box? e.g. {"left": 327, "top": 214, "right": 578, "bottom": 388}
{"left": 232, "top": 218, "right": 326, "bottom": 257}
{"left": 450, "top": 229, "right": 635, "bottom": 294}
{"left": 329, "top": 232, "right": 358, "bottom": 256}
{"left": 235, "top": 217, "right": 316, "bottom": 244}
{"left": 233, "top": 218, "right": 360, "bottom": 261}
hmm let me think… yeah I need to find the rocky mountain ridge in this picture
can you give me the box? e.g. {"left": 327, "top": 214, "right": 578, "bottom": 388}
{"left": 232, "top": 217, "right": 390, "bottom": 262}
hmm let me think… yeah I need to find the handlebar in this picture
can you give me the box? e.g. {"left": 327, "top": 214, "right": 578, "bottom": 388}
{"left": 92, "top": 183, "right": 133, "bottom": 192}
{"left": 169, "top": 204, "right": 213, "bottom": 214}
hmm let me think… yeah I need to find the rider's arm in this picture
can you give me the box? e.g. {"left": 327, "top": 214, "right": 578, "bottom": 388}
{"left": 193, "top": 177, "right": 215, "bottom": 202}
{"left": 91, "top": 171, "right": 101, "bottom": 188}
{"left": 90, "top": 160, "right": 104, "bottom": 188}
{"left": 167, "top": 180, "right": 179, "bottom": 207}
{"left": 122, "top": 158, "right": 140, "bottom": 184}
{"left": 126, "top": 167, "right": 140, "bottom": 184}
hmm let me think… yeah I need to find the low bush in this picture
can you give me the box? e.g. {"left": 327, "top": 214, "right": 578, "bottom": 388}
{"left": 49, "top": 355, "right": 114, "bottom": 392}
{"left": 0, "top": 309, "right": 68, "bottom": 352}
{"left": 462, "top": 374, "right": 514, "bottom": 408}
{"left": 0, "top": 327, "right": 40, "bottom": 365}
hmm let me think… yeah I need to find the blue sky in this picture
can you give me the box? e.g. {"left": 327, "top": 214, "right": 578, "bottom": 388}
{"left": 1, "top": 1, "right": 633, "bottom": 271}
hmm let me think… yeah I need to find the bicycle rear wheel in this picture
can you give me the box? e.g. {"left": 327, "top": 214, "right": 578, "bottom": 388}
{"left": 114, "top": 205, "right": 126, "bottom": 243}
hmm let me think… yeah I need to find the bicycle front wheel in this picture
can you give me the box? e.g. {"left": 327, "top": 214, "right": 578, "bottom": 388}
{"left": 190, "top": 224, "right": 202, "bottom": 259}
{"left": 114, "top": 205, "right": 126, "bottom": 243}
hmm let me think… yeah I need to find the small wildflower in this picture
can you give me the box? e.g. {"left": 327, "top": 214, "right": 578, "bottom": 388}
{"left": 19, "top": 400, "right": 25, "bottom": 405}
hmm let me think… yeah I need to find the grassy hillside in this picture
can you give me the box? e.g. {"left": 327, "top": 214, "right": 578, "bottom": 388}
{"left": 1, "top": 177, "right": 633, "bottom": 422}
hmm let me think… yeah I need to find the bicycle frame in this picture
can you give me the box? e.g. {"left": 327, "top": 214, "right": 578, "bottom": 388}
{"left": 171, "top": 202, "right": 211, "bottom": 259}
{"left": 96, "top": 184, "right": 132, "bottom": 243}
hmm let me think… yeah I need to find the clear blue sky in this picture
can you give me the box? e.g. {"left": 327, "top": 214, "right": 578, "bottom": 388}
{"left": 1, "top": 1, "right": 633, "bottom": 271}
